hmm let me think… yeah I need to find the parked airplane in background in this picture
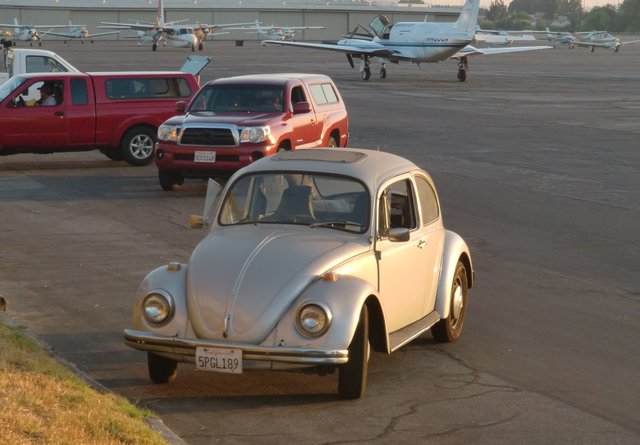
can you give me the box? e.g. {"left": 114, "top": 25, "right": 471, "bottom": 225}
{"left": 232, "top": 20, "right": 325, "bottom": 42}
{"left": 544, "top": 27, "right": 575, "bottom": 48}
{"left": 45, "top": 21, "right": 120, "bottom": 44}
{"left": 0, "top": 18, "right": 69, "bottom": 46}
{"left": 99, "top": 0, "right": 253, "bottom": 51}
{"left": 574, "top": 30, "right": 640, "bottom": 52}
{"left": 474, "top": 28, "right": 536, "bottom": 47}
{"left": 263, "top": 0, "right": 550, "bottom": 82}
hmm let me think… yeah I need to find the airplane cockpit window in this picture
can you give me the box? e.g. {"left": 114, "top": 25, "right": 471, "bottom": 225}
{"left": 369, "top": 15, "right": 393, "bottom": 40}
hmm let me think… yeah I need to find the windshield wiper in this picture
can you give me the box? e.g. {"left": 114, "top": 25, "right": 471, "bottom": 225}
{"left": 310, "top": 221, "right": 363, "bottom": 230}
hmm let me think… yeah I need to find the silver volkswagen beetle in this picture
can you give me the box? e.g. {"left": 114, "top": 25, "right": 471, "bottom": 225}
{"left": 125, "top": 148, "right": 474, "bottom": 399}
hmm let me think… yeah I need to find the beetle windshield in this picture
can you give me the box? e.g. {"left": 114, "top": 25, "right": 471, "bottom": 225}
{"left": 219, "top": 172, "right": 369, "bottom": 233}
{"left": 189, "top": 85, "right": 284, "bottom": 113}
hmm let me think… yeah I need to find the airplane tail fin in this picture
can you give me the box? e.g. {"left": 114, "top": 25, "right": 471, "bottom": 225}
{"left": 455, "top": 0, "right": 480, "bottom": 36}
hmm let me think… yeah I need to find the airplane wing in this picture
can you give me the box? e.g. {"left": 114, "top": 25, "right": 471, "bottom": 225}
{"left": 99, "top": 21, "right": 157, "bottom": 32}
{"left": 262, "top": 39, "right": 400, "bottom": 59}
{"left": 452, "top": 44, "right": 552, "bottom": 58}
{"left": 85, "top": 30, "right": 121, "bottom": 38}
{"left": 621, "top": 39, "right": 640, "bottom": 46}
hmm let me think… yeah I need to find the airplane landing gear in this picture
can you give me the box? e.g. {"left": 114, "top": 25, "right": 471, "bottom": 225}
{"left": 360, "top": 56, "right": 371, "bottom": 81}
{"left": 380, "top": 63, "right": 387, "bottom": 79}
{"left": 457, "top": 58, "right": 468, "bottom": 82}
{"left": 198, "top": 42, "right": 203, "bottom": 51}
{"left": 152, "top": 43, "right": 157, "bottom": 51}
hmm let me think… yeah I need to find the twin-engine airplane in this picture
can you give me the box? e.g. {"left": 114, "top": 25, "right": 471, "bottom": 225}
{"left": 231, "top": 20, "right": 325, "bottom": 42}
{"left": 98, "top": 0, "right": 252, "bottom": 51}
{"left": 574, "top": 30, "right": 640, "bottom": 52}
{"left": 263, "top": 0, "right": 550, "bottom": 82}
{"left": 45, "top": 21, "right": 120, "bottom": 44}
{"left": 0, "top": 18, "right": 70, "bottom": 46}
{"left": 544, "top": 27, "right": 576, "bottom": 48}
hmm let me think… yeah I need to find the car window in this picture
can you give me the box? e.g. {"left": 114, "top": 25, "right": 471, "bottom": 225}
{"left": 105, "top": 77, "right": 192, "bottom": 100}
{"left": 219, "top": 172, "right": 368, "bottom": 232}
{"left": 378, "top": 179, "right": 417, "bottom": 236}
{"left": 309, "top": 83, "right": 339, "bottom": 105}
{"left": 414, "top": 175, "right": 439, "bottom": 225}
{"left": 71, "top": 78, "right": 88, "bottom": 105}
{"left": 189, "top": 85, "right": 284, "bottom": 113}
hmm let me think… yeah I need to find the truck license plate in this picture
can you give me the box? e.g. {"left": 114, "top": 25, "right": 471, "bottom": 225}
{"left": 194, "top": 151, "right": 216, "bottom": 163}
{"left": 195, "top": 346, "right": 242, "bottom": 374}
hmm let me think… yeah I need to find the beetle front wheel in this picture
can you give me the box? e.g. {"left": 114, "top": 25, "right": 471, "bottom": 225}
{"left": 338, "top": 305, "right": 369, "bottom": 399}
{"left": 147, "top": 352, "right": 177, "bottom": 384}
{"left": 432, "top": 261, "right": 468, "bottom": 342}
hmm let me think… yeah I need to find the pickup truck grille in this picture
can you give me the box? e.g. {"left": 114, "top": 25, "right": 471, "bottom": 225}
{"left": 180, "top": 128, "right": 237, "bottom": 146}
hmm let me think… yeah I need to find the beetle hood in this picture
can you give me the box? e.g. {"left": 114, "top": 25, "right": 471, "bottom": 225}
{"left": 186, "top": 225, "right": 368, "bottom": 343}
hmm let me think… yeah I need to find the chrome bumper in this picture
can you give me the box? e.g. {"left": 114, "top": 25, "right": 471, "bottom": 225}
{"left": 124, "top": 329, "right": 349, "bottom": 365}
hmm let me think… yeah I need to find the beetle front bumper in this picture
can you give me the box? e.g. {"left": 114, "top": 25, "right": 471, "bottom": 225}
{"left": 124, "top": 329, "right": 349, "bottom": 365}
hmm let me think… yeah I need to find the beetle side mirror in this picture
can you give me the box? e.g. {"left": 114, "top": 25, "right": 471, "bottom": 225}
{"left": 293, "top": 101, "right": 311, "bottom": 114}
{"left": 388, "top": 227, "right": 410, "bottom": 242}
{"left": 175, "top": 101, "right": 187, "bottom": 113}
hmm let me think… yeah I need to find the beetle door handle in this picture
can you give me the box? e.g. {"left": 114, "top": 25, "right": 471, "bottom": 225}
{"left": 417, "top": 239, "right": 428, "bottom": 249}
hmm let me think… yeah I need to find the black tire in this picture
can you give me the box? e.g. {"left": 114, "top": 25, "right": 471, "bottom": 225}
{"left": 457, "top": 69, "right": 467, "bottom": 82}
{"left": 326, "top": 135, "right": 338, "bottom": 148}
{"left": 147, "top": 352, "right": 177, "bottom": 384}
{"left": 379, "top": 67, "right": 387, "bottom": 79}
{"left": 338, "top": 305, "right": 369, "bottom": 399}
{"left": 121, "top": 127, "right": 156, "bottom": 166}
{"left": 432, "top": 261, "right": 468, "bottom": 342}
{"left": 361, "top": 68, "right": 371, "bottom": 81}
{"left": 159, "top": 170, "right": 184, "bottom": 191}
{"left": 152, "top": 43, "right": 157, "bottom": 51}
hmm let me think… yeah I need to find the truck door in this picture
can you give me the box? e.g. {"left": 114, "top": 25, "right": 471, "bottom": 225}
{"left": 67, "top": 77, "right": 95, "bottom": 148}
{"left": 286, "top": 84, "right": 319, "bottom": 148}
{"left": 1, "top": 79, "right": 69, "bottom": 150}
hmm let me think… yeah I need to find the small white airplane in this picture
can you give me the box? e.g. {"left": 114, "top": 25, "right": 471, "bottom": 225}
{"left": 263, "top": 0, "right": 550, "bottom": 82}
{"left": 574, "top": 30, "right": 640, "bottom": 52}
{"left": 0, "top": 18, "right": 70, "bottom": 47}
{"left": 98, "top": 0, "right": 253, "bottom": 51}
{"left": 231, "top": 20, "right": 325, "bottom": 42}
{"left": 544, "top": 27, "right": 576, "bottom": 49}
{"left": 474, "top": 28, "right": 536, "bottom": 47}
{"left": 45, "top": 21, "right": 120, "bottom": 44}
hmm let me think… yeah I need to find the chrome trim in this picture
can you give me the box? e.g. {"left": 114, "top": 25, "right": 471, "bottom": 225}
{"left": 124, "top": 329, "right": 348, "bottom": 365}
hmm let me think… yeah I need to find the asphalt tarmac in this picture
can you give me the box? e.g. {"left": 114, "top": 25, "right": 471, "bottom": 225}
{"left": 1, "top": 40, "right": 639, "bottom": 444}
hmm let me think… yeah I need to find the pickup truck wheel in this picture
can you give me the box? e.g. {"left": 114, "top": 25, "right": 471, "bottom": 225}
{"left": 147, "top": 352, "right": 177, "bottom": 384}
{"left": 159, "top": 170, "right": 184, "bottom": 191}
{"left": 121, "top": 127, "right": 155, "bottom": 166}
{"left": 432, "top": 261, "right": 468, "bottom": 342}
{"left": 338, "top": 305, "right": 369, "bottom": 399}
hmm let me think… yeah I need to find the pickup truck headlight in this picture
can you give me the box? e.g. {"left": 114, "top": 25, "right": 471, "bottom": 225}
{"left": 296, "top": 303, "right": 332, "bottom": 338}
{"left": 142, "top": 291, "right": 174, "bottom": 325}
{"left": 157, "top": 124, "right": 178, "bottom": 142}
{"left": 240, "top": 126, "right": 271, "bottom": 143}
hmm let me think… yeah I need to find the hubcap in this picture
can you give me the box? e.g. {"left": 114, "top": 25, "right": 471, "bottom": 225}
{"left": 131, "top": 135, "right": 153, "bottom": 160}
{"left": 451, "top": 282, "right": 464, "bottom": 323}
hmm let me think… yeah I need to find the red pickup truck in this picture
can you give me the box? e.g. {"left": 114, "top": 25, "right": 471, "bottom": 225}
{"left": 154, "top": 73, "right": 349, "bottom": 190}
{"left": 0, "top": 70, "right": 201, "bottom": 165}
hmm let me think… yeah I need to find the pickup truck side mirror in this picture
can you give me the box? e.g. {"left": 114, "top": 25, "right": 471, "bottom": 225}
{"left": 175, "top": 101, "right": 187, "bottom": 113}
{"left": 293, "top": 101, "right": 311, "bottom": 114}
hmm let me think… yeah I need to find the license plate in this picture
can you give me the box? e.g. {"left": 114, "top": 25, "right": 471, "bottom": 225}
{"left": 195, "top": 346, "right": 242, "bottom": 374}
{"left": 194, "top": 151, "right": 216, "bottom": 163}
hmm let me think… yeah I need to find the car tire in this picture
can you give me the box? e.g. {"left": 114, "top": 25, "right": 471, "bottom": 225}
{"left": 147, "top": 352, "right": 177, "bottom": 384}
{"left": 338, "top": 305, "right": 369, "bottom": 399}
{"left": 432, "top": 261, "right": 468, "bottom": 342}
{"left": 327, "top": 135, "right": 338, "bottom": 148}
{"left": 121, "top": 127, "right": 156, "bottom": 166}
{"left": 159, "top": 170, "right": 184, "bottom": 191}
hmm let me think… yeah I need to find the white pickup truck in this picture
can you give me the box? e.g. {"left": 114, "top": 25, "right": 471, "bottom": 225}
{"left": 1, "top": 46, "right": 80, "bottom": 85}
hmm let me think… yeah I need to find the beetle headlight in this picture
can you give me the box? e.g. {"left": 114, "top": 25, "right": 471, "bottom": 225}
{"left": 142, "top": 291, "right": 174, "bottom": 325}
{"left": 158, "top": 124, "right": 178, "bottom": 142}
{"left": 240, "top": 126, "right": 270, "bottom": 143}
{"left": 296, "top": 303, "right": 332, "bottom": 338}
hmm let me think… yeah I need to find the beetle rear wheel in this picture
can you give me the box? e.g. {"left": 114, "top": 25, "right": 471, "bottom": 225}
{"left": 147, "top": 352, "right": 177, "bottom": 384}
{"left": 432, "top": 261, "right": 468, "bottom": 342}
{"left": 338, "top": 305, "right": 369, "bottom": 399}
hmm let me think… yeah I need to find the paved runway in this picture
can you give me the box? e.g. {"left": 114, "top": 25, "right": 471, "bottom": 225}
{"left": 1, "top": 40, "right": 639, "bottom": 444}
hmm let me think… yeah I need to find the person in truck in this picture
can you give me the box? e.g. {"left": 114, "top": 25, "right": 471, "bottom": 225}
{"left": 37, "top": 83, "right": 57, "bottom": 106}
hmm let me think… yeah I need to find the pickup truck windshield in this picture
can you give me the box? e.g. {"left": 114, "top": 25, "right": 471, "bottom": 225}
{"left": 0, "top": 76, "right": 27, "bottom": 103}
{"left": 189, "top": 85, "right": 284, "bottom": 113}
{"left": 219, "top": 172, "right": 369, "bottom": 233}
